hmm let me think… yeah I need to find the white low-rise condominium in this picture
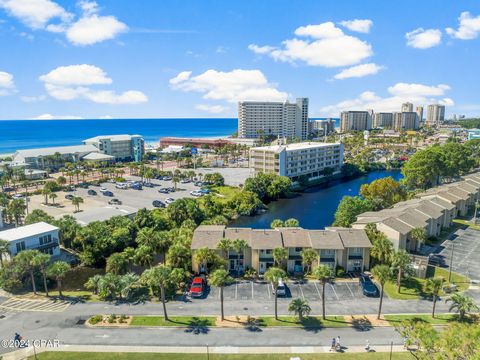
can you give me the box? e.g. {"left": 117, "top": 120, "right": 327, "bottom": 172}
{"left": 238, "top": 98, "right": 309, "bottom": 140}
{"left": 83, "top": 134, "right": 144, "bottom": 162}
{"left": 250, "top": 142, "right": 344, "bottom": 182}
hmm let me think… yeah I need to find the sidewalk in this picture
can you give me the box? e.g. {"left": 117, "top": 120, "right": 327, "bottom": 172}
{"left": 3, "top": 344, "right": 408, "bottom": 360}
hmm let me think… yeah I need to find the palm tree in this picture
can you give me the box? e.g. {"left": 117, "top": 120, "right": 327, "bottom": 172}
{"left": 284, "top": 218, "right": 300, "bottom": 227}
{"left": 42, "top": 188, "right": 51, "bottom": 205}
{"left": 313, "top": 265, "right": 333, "bottom": 320}
{"left": 446, "top": 293, "right": 479, "bottom": 320}
{"left": 71, "top": 196, "right": 84, "bottom": 212}
{"left": 288, "top": 298, "right": 311, "bottom": 322}
{"left": 372, "top": 264, "right": 391, "bottom": 320}
{"left": 46, "top": 261, "right": 71, "bottom": 297}
{"left": 371, "top": 234, "right": 394, "bottom": 265}
{"left": 232, "top": 239, "right": 247, "bottom": 275}
{"left": 300, "top": 249, "right": 318, "bottom": 275}
{"left": 424, "top": 277, "right": 443, "bottom": 318}
{"left": 85, "top": 274, "right": 103, "bottom": 295}
{"left": 264, "top": 267, "right": 286, "bottom": 320}
{"left": 15, "top": 249, "right": 40, "bottom": 294}
{"left": 134, "top": 245, "right": 154, "bottom": 268}
{"left": 209, "top": 269, "right": 233, "bottom": 321}
{"left": 391, "top": 250, "right": 411, "bottom": 293}
{"left": 410, "top": 227, "right": 427, "bottom": 252}
{"left": 216, "top": 238, "right": 232, "bottom": 261}
{"left": 0, "top": 239, "right": 10, "bottom": 267}
{"left": 106, "top": 253, "right": 128, "bottom": 275}
{"left": 32, "top": 253, "right": 51, "bottom": 296}
{"left": 140, "top": 265, "right": 184, "bottom": 321}
{"left": 273, "top": 247, "right": 288, "bottom": 269}
{"left": 7, "top": 198, "right": 26, "bottom": 227}
{"left": 270, "top": 219, "right": 284, "bottom": 229}
{"left": 48, "top": 192, "right": 57, "bottom": 205}
{"left": 194, "top": 247, "right": 215, "bottom": 274}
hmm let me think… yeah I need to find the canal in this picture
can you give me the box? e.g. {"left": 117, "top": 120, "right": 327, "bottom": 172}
{"left": 231, "top": 170, "right": 402, "bottom": 229}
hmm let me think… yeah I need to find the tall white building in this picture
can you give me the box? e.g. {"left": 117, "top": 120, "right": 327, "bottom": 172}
{"left": 393, "top": 112, "right": 419, "bottom": 131}
{"left": 340, "top": 111, "right": 372, "bottom": 132}
{"left": 309, "top": 119, "right": 336, "bottom": 135}
{"left": 426, "top": 104, "right": 445, "bottom": 127}
{"left": 250, "top": 142, "right": 344, "bottom": 182}
{"left": 401, "top": 102, "right": 413, "bottom": 112}
{"left": 238, "top": 98, "right": 309, "bottom": 140}
{"left": 373, "top": 113, "right": 393, "bottom": 128}
{"left": 416, "top": 106, "right": 424, "bottom": 124}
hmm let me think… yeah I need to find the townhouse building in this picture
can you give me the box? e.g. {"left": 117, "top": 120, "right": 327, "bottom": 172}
{"left": 191, "top": 226, "right": 371, "bottom": 275}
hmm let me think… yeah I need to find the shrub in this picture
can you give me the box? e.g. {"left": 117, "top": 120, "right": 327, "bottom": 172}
{"left": 336, "top": 266, "right": 345, "bottom": 278}
{"left": 89, "top": 315, "right": 103, "bottom": 325}
{"left": 108, "top": 314, "right": 117, "bottom": 324}
{"left": 119, "top": 314, "right": 128, "bottom": 323}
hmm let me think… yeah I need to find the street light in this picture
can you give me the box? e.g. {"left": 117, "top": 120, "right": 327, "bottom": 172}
{"left": 448, "top": 242, "right": 455, "bottom": 283}
{"left": 206, "top": 343, "right": 209, "bottom": 360}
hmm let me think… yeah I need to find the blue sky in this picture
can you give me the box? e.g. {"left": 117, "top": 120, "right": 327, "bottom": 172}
{"left": 0, "top": 0, "right": 480, "bottom": 120}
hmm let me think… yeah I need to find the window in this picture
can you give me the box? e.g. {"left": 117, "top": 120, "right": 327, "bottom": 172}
{"left": 39, "top": 234, "right": 52, "bottom": 245}
{"left": 295, "top": 247, "right": 302, "bottom": 252}
{"left": 16, "top": 241, "right": 26, "bottom": 253}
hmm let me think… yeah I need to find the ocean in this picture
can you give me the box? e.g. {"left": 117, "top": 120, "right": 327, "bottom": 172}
{"left": 0, "top": 118, "right": 238, "bottom": 155}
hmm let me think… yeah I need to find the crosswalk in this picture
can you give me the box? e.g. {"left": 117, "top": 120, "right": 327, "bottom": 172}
{"left": 0, "top": 297, "right": 71, "bottom": 312}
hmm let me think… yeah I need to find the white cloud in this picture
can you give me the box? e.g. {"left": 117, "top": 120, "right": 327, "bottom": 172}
{"left": 333, "top": 63, "right": 384, "bottom": 80}
{"left": 170, "top": 69, "right": 288, "bottom": 103}
{"left": 0, "top": 71, "right": 15, "bottom": 96}
{"left": 0, "top": 0, "right": 72, "bottom": 29}
{"left": 249, "top": 21, "right": 373, "bottom": 67}
{"left": 20, "top": 94, "right": 46, "bottom": 102}
{"left": 39, "top": 64, "right": 147, "bottom": 104}
{"left": 339, "top": 19, "right": 373, "bottom": 33}
{"left": 195, "top": 104, "right": 229, "bottom": 114}
{"left": 320, "top": 82, "right": 453, "bottom": 116}
{"left": 31, "top": 113, "right": 83, "bottom": 120}
{"left": 406, "top": 28, "right": 442, "bottom": 49}
{"left": 66, "top": 14, "right": 127, "bottom": 46}
{"left": 446, "top": 11, "right": 480, "bottom": 40}
{"left": 0, "top": 0, "right": 126, "bottom": 46}
{"left": 248, "top": 44, "right": 276, "bottom": 55}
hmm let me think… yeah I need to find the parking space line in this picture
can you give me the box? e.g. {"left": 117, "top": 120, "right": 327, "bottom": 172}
{"left": 235, "top": 281, "right": 238, "bottom": 300}
{"left": 298, "top": 284, "right": 305, "bottom": 299}
{"left": 267, "top": 282, "right": 271, "bottom": 300}
{"left": 329, "top": 283, "right": 339, "bottom": 301}
{"left": 251, "top": 281, "right": 254, "bottom": 300}
{"left": 344, "top": 282, "right": 355, "bottom": 298}
{"left": 313, "top": 281, "right": 322, "bottom": 299}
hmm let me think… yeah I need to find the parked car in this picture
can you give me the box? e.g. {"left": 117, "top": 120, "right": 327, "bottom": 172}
{"left": 190, "top": 190, "right": 203, "bottom": 197}
{"left": 12, "top": 194, "right": 25, "bottom": 199}
{"left": 158, "top": 188, "right": 169, "bottom": 194}
{"left": 199, "top": 188, "right": 210, "bottom": 194}
{"left": 189, "top": 277, "right": 205, "bottom": 297}
{"left": 166, "top": 187, "right": 175, "bottom": 192}
{"left": 152, "top": 200, "right": 165, "bottom": 208}
{"left": 78, "top": 183, "right": 89, "bottom": 189}
{"left": 428, "top": 254, "right": 445, "bottom": 267}
{"left": 165, "top": 197, "right": 175, "bottom": 205}
{"left": 108, "top": 198, "right": 122, "bottom": 205}
{"left": 180, "top": 179, "right": 190, "bottom": 184}
{"left": 115, "top": 183, "right": 128, "bottom": 189}
{"left": 99, "top": 187, "right": 108, "bottom": 192}
{"left": 273, "top": 279, "right": 287, "bottom": 297}
{"left": 65, "top": 186, "right": 75, "bottom": 192}
{"left": 155, "top": 175, "right": 164, "bottom": 180}
{"left": 131, "top": 183, "right": 143, "bottom": 190}
{"left": 143, "top": 182, "right": 154, "bottom": 188}
{"left": 163, "top": 176, "right": 172, "bottom": 181}
{"left": 103, "top": 191, "right": 114, "bottom": 197}
{"left": 359, "top": 274, "right": 379, "bottom": 297}
{"left": 194, "top": 181, "right": 203, "bottom": 187}
{"left": 87, "top": 189, "right": 97, "bottom": 196}
{"left": 65, "top": 194, "right": 74, "bottom": 200}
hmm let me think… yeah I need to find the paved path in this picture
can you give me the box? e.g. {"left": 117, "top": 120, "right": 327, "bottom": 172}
{"left": 0, "top": 297, "right": 71, "bottom": 312}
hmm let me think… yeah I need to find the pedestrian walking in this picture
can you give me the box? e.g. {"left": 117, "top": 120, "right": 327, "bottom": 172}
{"left": 330, "top": 337, "right": 336, "bottom": 351}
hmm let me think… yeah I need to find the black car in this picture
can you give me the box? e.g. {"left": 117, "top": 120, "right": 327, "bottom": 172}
{"left": 103, "top": 190, "right": 114, "bottom": 197}
{"left": 108, "top": 198, "right": 122, "bottom": 205}
{"left": 152, "top": 200, "right": 165, "bottom": 208}
{"left": 87, "top": 189, "right": 97, "bottom": 196}
{"left": 428, "top": 254, "right": 445, "bottom": 267}
{"left": 65, "top": 186, "right": 75, "bottom": 192}
{"left": 78, "top": 183, "right": 89, "bottom": 189}
{"left": 143, "top": 182, "right": 154, "bottom": 188}
{"left": 359, "top": 275, "right": 379, "bottom": 297}
{"left": 65, "top": 194, "right": 74, "bottom": 200}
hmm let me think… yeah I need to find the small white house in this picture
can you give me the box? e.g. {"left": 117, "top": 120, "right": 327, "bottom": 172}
{"left": 0, "top": 222, "right": 60, "bottom": 259}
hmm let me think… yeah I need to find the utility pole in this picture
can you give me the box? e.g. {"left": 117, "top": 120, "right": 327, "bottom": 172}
{"left": 389, "top": 341, "right": 393, "bottom": 360}
{"left": 448, "top": 242, "right": 455, "bottom": 283}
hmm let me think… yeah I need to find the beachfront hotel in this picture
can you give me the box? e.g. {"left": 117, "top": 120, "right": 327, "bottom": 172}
{"left": 83, "top": 134, "right": 144, "bottom": 162}
{"left": 238, "top": 98, "right": 309, "bottom": 140}
{"left": 191, "top": 226, "right": 371, "bottom": 275}
{"left": 249, "top": 142, "right": 344, "bottom": 182}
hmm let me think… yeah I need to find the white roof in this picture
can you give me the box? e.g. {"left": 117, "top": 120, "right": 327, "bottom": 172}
{"left": 84, "top": 134, "right": 142, "bottom": 142}
{"left": 81, "top": 152, "right": 115, "bottom": 161}
{"left": 0, "top": 222, "right": 58, "bottom": 242}
{"left": 14, "top": 144, "right": 97, "bottom": 159}
{"left": 252, "top": 142, "right": 341, "bottom": 153}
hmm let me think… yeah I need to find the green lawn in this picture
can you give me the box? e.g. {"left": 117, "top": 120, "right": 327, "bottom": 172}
{"left": 384, "top": 314, "right": 456, "bottom": 325}
{"left": 210, "top": 185, "right": 241, "bottom": 202}
{"left": 453, "top": 218, "right": 480, "bottom": 231}
{"left": 32, "top": 352, "right": 415, "bottom": 360}
{"left": 130, "top": 316, "right": 216, "bottom": 327}
{"left": 257, "top": 316, "right": 349, "bottom": 328}
{"left": 384, "top": 267, "right": 470, "bottom": 300}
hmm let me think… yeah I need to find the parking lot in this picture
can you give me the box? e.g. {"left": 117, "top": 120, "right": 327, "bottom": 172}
{"left": 439, "top": 227, "right": 480, "bottom": 282}
{"left": 191, "top": 279, "right": 371, "bottom": 303}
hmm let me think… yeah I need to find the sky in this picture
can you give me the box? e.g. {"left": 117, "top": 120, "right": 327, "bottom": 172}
{"left": 1, "top": 0, "right": 480, "bottom": 120}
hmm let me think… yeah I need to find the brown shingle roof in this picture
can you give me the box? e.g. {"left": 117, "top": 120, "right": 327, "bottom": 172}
{"left": 224, "top": 227, "right": 252, "bottom": 246}
{"left": 332, "top": 228, "right": 372, "bottom": 248}
{"left": 250, "top": 229, "right": 283, "bottom": 249}
{"left": 280, "top": 228, "right": 311, "bottom": 248}
{"left": 191, "top": 225, "right": 226, "bottom": 249}
{"left": 308, "top": 230, "right": 344, "bottom": 249}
